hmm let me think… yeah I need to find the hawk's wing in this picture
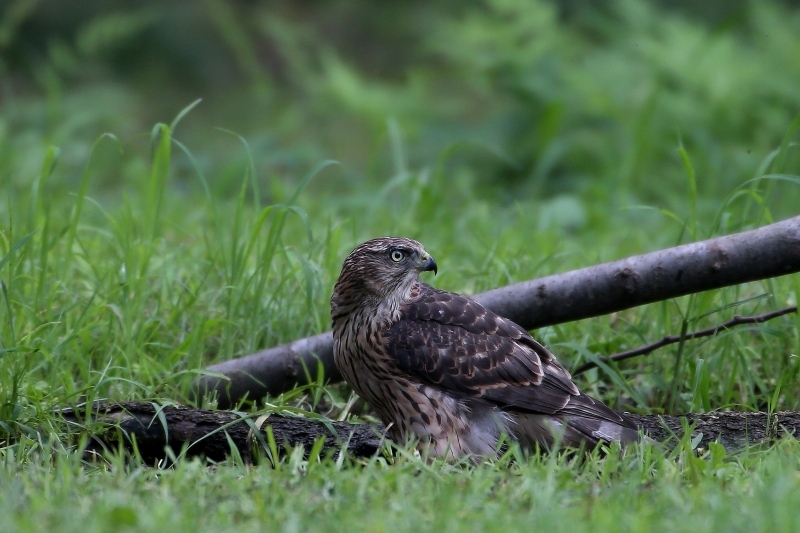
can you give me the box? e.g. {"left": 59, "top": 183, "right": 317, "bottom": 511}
{"left": 386, "top": 285, "right": 631, "bottom": 426}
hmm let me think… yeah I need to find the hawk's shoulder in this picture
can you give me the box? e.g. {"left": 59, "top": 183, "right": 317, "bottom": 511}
{"left": 402, "top": 284, "right": 530, "bottom": 339}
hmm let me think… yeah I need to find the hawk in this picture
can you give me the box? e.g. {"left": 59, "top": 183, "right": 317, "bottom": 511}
{"left": 331, "top": 237, "right": 639, "bottom": 458}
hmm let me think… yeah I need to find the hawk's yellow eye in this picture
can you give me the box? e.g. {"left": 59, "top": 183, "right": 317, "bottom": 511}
{"left": 390, "top": 250, "right": 405, "bottom": 262}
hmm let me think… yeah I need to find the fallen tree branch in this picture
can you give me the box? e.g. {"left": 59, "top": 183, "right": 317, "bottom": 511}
{"left": 64, "top": 402, "right": 384, "bottom": 464}
{"left": 196, "top": 216, "right": 800, "bottom": 408}
{"left": 572, "top": 305, "right": 799, "bottom": 375}
{"left": 63, "top": 402, "right": 796, "bottom": 464}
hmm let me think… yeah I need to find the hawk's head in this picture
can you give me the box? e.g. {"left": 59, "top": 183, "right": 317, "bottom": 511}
{"left": 332, "top": 237, "right": 437, "bottom": 307}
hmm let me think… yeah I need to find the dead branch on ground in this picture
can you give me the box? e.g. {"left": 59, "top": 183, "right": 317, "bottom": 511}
{"left": 572, "top": 305, "right": 798, "bottom": 375}
{"left": 64, "top": 402, "right": 797, "bottom": 464}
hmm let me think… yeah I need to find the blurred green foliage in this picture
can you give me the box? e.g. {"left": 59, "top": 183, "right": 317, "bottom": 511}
{"left": 2, "top": 0, "right": 799, "bottom": 213}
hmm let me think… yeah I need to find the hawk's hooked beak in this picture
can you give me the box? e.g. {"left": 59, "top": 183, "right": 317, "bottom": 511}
{"left": 417, "top": 252, "right": 438, "bottom": 275}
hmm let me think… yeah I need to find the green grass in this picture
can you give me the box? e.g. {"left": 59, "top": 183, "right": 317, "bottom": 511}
{"left": 1, "top": 116, "right": 798, "bottom": 532}
{"left": 2, "top": 1, "right": 800, "bottom": 531}
{"left": 5, "top": 437, "right": 800, "bottom": 532}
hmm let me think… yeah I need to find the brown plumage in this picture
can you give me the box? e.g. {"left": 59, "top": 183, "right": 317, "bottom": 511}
{"left": 331, "top": 237, "right": 639, "bottom": 458}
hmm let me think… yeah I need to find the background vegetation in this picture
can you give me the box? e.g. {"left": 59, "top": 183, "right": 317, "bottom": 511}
{"left": 1, "top": 1, "right": 799, "bottom": 531}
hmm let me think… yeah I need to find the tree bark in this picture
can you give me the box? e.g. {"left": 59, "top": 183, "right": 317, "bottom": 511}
{"left": 195, "top": 216, "right": 800, "bottom": 408}
{"left": 65, "top": 402, "right": 384, "bottom": 464}
{"left": 64, "top": 402, "right": 795, "bottom": 464}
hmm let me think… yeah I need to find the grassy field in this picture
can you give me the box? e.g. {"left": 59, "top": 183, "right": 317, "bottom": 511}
{"left": 2, "top": 1, "right": 800, "bottom": 531}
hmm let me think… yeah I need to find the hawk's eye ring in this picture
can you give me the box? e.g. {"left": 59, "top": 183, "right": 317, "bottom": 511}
{"left": 390, "top": 250, "right": 405, "bottom": 262}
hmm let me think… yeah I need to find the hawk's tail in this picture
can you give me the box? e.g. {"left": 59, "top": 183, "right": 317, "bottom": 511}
{"left": 562, "top": 414, "right": 640, "bottom": 447}
{"left": 513, "top": 410, "right": 640, "bottom": 449}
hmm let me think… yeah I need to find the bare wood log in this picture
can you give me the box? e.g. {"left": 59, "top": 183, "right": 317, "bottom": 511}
{"left": 626, "top": 412, "right": 787, "bottom": 451}
{"left": 197, "top": 332, "right": 340, "bottom": 406}
{"left": 474, "top": 216, "right": 800, "bottom": 324}
{"left": 64, "top": 402, "right": 798, "bottom": 464}
{"left": 196, "top": 216, "right": 800, "bottom": 408}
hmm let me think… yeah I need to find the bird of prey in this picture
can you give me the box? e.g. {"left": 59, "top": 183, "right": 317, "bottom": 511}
{"left": 331, "top": 237, "right": 639, "bottom": 459}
